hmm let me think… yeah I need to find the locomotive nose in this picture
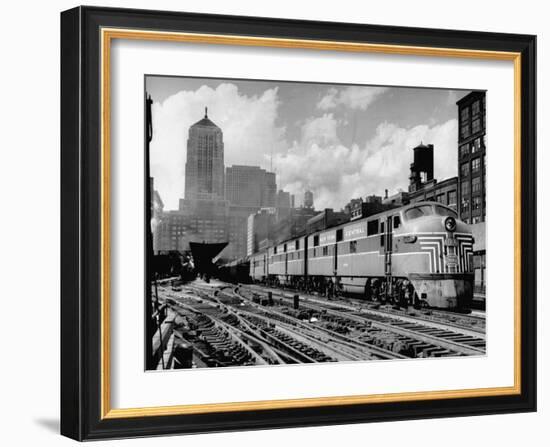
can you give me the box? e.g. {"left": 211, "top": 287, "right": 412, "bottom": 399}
{"left": 444, "top": 216, "right": 457, "bottom": 232}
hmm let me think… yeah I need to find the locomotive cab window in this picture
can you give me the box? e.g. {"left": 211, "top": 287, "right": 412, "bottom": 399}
{"left": 405, "top": 205, "right": 433, "bottom": 220}
{"left": 434, "top": 205, "right": 458, "bottom": 218}
{"left": 393, "top": 215, "right": 401, "bottom": 229}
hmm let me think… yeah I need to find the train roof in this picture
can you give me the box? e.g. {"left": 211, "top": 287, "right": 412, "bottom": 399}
{"left": 401, "top": 200, "right": 457, "bottom": 213}
{"left": 250, "top": 200, "right": 457, "bottom": 255}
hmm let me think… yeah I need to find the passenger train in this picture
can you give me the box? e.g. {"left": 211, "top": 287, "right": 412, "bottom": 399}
{"left": 241, "top": 202, "right": 474, "bottom": 310}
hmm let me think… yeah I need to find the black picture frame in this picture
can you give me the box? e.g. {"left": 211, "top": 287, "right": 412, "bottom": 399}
{"left": 61, "top": 5, "right": 536, "bottom": 441}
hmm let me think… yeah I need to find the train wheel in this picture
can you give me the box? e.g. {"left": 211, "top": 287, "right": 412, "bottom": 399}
{"left": 364, "top": 280, "right": 372, "bottom": 301}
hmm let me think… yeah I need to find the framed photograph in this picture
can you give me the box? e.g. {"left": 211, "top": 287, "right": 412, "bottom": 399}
{"left": 60, "top": 6, "right": 536, "bottom": 441}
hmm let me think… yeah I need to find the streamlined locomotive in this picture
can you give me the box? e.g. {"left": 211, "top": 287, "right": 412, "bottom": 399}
{"left": 249, "top": 202, "right": 475, "bottom": 310}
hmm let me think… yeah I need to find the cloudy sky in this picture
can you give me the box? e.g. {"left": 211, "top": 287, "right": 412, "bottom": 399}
{"left": 147, "top": 75, "right": 471, "bottom": 211}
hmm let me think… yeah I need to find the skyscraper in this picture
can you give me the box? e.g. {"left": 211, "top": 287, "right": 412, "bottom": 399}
{"left": 179, "top": 109, "right": 229, "bottom": 254}
{"left": 225, "top": 165, "right": 277, "bottom": 207}
{"left": 457, "top": 91, "right": 486, "bottom": 224}
{"left": 304, "top": 190, "right": 314, "bottom": 208}
{"left": 184, "top": 108, "right": 225, "bottom": 200}
{"left": 457, "top": 91, "right": 486, "bottom": 293}
{"left": 247, "top": 208, "right": 277, "bottom": 256}
{"left": 223, "top": 165, "right": 277, "bottom": 260}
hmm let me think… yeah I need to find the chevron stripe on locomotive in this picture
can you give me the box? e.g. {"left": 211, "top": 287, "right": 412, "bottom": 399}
{"left": 249, "top": 202, "right": 475, "bottom": 310}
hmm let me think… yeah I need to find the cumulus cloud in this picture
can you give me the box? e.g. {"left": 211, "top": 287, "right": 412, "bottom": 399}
{"left": 300, "top": 113, "right": 340, "bottom": 146}
{"left": 150, "top": 83, "right": 286, "bottom": 209}
{"left": 151, "top": 81, "right": 458, "bottom": 213}
{"left": 273, "top": 114, "right": 458, "bottom": 210}
{"left": 317, "top": 86, "right": 388, "bottom": 111}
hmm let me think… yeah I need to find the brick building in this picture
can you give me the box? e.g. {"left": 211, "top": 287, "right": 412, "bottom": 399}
{"left": 457, "top": 91, "right": 487, "bottom": 293}
{"left": 457, "top": 91, "right": 486, "bottom": 224}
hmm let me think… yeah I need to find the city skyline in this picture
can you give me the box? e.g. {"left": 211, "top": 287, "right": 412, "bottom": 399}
{"left": 147, "top": 76, "right": 471, "bottom": 211}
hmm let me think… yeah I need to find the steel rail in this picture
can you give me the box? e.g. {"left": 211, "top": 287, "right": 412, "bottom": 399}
{"left": 243, "top": 286, "right": 485, "bottom": 356}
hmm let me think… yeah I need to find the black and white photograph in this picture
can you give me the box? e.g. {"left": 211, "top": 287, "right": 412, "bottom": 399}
{"left": 145, "top": 76, "right": 487, "bottom": 370}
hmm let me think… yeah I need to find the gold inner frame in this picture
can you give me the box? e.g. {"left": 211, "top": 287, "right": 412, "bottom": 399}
{"left": 100, "top": 27, "right": 522, "bottom": 419}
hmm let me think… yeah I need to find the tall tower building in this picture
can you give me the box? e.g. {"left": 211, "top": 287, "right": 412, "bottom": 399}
{"left": 457, "top": 91, "right": 486, "bottom": 293}
{"left": 184, "top": 108, "right": 225, "bottom": 200}
{"left": 457, "top": 91, "right": 486, "bottom": 224}
{"left": 304, "top": 190, "right": 314, "bottom": 209}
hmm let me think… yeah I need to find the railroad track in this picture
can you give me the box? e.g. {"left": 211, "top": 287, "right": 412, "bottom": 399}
{"left": 230, "top": 291, "right": 404, "bottom": 361}
{"left": 162, "top": 285, "right": 344, "bottom": 365}
{"left": 174, "top": 283, "right": 405, "bottom": 362}
{"left": 157, "top": 280, "right": 486, "bottom": 368}
{"left": 210, "top": 284, "right": 402, "bottom": 360}
{"left": 238, "top": 284, "right": 486, "bottom": 357}
{"left": 244, "top": 283, "right": 486, "bottom": 337}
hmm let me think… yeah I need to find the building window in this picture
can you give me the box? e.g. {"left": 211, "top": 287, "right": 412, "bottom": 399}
{"left": 295, "top": 240, "right": 300, "bottom": 250}
{"left": 460, "top": 107, "right": 470, "bottom": 139}
{"left": 461, "top": 198, "right": 470, "bottom": 213}
{"left": 460, "top": 162, "right": 470, "bottom": 177}
{"left": 472, "top": 100, "right": 481, "bottom": 116}
{"left": 461, "top": 107, "right": 470, "bottom": 123}
{"left": 460, "top": 123, "right": 470, "bottom": 140}
{"left": 472, "top": 196, "right": 481, "bottom": 211}
{"left": 472, "top": 137, "right": 481, "bottom": 154}
{"left": 472, "top": 118, "right": 482, "bottom": 134}
{"left": 472, "top": 157, "right": 481, "bottom": 174}
{"left": 472, "top": 176, "right": 481, "bottom": 193}
{"left": 350, "top": 240, "right": 357, "bottom": 253}
{"left": 461, "top": 181, "right": 470, "bottom": 197}
{"left": 322, "top": 246, "right": 328, "bottom": 256}
{"left": 460, "top": 144, "right": 469, "bottom": 158}
{"left": 447, "top": 190, "right": 457, "bottom": 208}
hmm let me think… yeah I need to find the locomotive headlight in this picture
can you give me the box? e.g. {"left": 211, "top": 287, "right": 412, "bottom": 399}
{"left": 444, "top": 216, "right": 457, "bottom": 232}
